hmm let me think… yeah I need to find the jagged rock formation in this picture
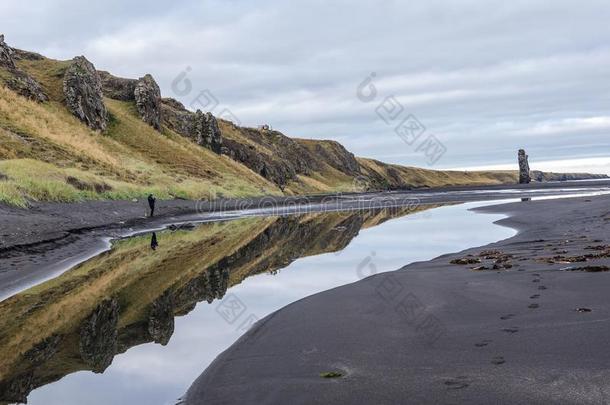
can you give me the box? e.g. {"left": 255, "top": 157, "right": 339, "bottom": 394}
{"left": 0, "top": 34, "right": 16, "bottom": 69}
{"left": 63, "top": 56, "right": 108, "bottom": 130}
{"left": 79, "top": 297, "right": 119, "bottom": 372}
{"left": 518, "top": 149, "right": 531, "bottom": 184}
{"left": 134, "top": 74, "right": 162, "bottom": 130}
{"left": 148, "top": 290, "right": 175, "bottom": 346}
{"left": 4, "top": 69, "right": 48, "bottom": 102}
{"left": 197, "top": 111, "right": 222, "bottom": 153}
{"left": 160, "top": 98, "right": 222, "bottom": 153}
{"left": 98, "top": 71, "right": 136, "bottom": 101}
{"left": 0, "top": 34, "right": 48, "bottom": 102}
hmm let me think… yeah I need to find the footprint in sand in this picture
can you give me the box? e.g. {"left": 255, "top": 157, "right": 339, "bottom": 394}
{"left": 528, "top": 303, "right": 540, "bottom": 309}
{"left": 530, "top": 294, "right": 540, "bottom": 299}
{"left": 538, "top": 286, "right": 547, "bottom": 290}
{"left": 500, "top": 314, "right": 515, "bottom": 321}
{"left": 491, "top": 356, "right": 505, "bottom": 365}
{"left": 444, "top": 376, "right": 470, "bottom": 390}
{"left": 532, "top": 279, "right": 541, "bottom": 283}
{"left": 475, "top": 339, "right": 492, "bottom": 348}
{"left": 502, "top": 327, "right": 519, "bottom": 334}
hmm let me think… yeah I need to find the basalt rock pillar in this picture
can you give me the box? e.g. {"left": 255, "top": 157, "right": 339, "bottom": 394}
{"left": 518, "top": 149, "right": 531, "bottom": 184}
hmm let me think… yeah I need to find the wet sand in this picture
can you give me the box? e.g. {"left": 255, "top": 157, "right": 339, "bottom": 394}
{"left": 2, "top": 180, "right": 610, "bottom": 300}
{"left": 184, "top": 194, "right": 610, "bottom": 405}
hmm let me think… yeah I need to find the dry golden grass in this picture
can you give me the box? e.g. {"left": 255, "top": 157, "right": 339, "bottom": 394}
{"left": 0, "top": 86, "right": 121, "bottom": 167}
{"left": 358, "top": 158, "right": 518, "bottom": 188}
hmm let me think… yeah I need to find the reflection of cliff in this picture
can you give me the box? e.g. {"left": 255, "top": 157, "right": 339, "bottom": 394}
{"left": 0, "top": 206, "right": 424, "bottom": 403}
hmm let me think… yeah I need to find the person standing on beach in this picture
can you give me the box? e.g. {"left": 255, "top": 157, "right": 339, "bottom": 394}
{"left": 148, "top": 194, "right": 156, "bottom": 217}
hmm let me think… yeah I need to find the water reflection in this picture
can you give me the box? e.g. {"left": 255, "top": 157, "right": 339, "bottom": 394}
{"left": 0, "top": 206, "right": 424, "bottom": 404}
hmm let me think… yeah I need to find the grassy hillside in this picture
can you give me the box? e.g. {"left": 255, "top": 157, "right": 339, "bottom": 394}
{"left": 0, "top": 44, "right": 604, "bottom": 208}
{"left": 0, "top": 56, "right": 280, "bottom": 207}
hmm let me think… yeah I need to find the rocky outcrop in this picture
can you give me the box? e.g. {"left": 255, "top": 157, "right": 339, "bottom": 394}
{"left": 148, "top": 290, "right": 175, "bottom": 346}
{"left": 63, "top": 56, "right": 108, "bottom": 130}
{"left": 10, "top": 47, "right": 45, "bottom": 61}
{"left": 98, "top": 71, "right": 137, "bottom": 101}
{"left": 134, "top": 74, "right": 161, "bottom": 130}
{"left": 5, "top": 69, "right": 48, "bottom": 102}
{"left": 531, "top": 171, "right": 609, "bottom": 182}
{"left": 0, "top": 35, "right": 48, "bottom": 102}
{"left": 0, "top": 34, "right": 16, "bottom": 69}
{"left": 518, "top": 149, "right": 531, "bottom": 184}
{"left": 79, "top": 297, "right": 119, "bottom": 372}
{"left": 160, "top": 98, "right": 222, "bottom": 153}
{"left": 197, "top": 111, "right": 222, "bottom": 153}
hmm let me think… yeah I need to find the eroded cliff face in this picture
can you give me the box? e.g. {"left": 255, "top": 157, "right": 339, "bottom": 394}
{"left": 63, "top": 56, "right": 108, "bottom": 131}
{"left": 0, "top": 35, "right": 48, "bottom": 102}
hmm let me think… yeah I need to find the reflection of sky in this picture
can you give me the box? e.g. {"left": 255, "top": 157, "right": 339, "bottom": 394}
{"left": 27, "top": 202, "right": 515, "bottom": 405}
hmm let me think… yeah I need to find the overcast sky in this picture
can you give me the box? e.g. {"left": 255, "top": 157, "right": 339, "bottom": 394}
{"left": 2, "top": 0, "right": 610, "bottom": 172}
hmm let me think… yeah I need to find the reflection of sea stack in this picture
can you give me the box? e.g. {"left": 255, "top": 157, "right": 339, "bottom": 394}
{"left": 518, "top": 149, "right": 531, "bottom": 184}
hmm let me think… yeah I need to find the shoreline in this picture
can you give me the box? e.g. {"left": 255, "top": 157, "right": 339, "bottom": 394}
{"left": 1, "top": 179, "right": 610, "bottom": 301}
{"left": 184, "top": 194, "right": 610, "bottom": 405}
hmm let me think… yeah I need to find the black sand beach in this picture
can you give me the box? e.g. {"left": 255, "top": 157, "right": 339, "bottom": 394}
{"left": 184, "top": 194, "right": 610, "bottom": 405}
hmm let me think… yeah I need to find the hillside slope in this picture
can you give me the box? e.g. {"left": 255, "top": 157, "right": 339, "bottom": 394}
{"left": 0, "top": 35, "right": 605, "bottom": 207}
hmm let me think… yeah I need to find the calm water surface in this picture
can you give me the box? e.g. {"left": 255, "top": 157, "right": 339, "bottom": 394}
{"left": 4, "top": 202, "right": 517, "bottom": 404}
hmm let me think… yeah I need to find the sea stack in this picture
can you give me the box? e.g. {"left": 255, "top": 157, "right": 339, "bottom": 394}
{"left": 518, "top": 149, "right": 531, "bottom": 184}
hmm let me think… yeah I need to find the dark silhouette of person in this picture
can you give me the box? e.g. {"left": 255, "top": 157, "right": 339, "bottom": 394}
{"left": 150, "top": 232, "right": 158, "bottom": 250}
{"left": 148, "top": 194, "right": 156, "bottom": 217}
